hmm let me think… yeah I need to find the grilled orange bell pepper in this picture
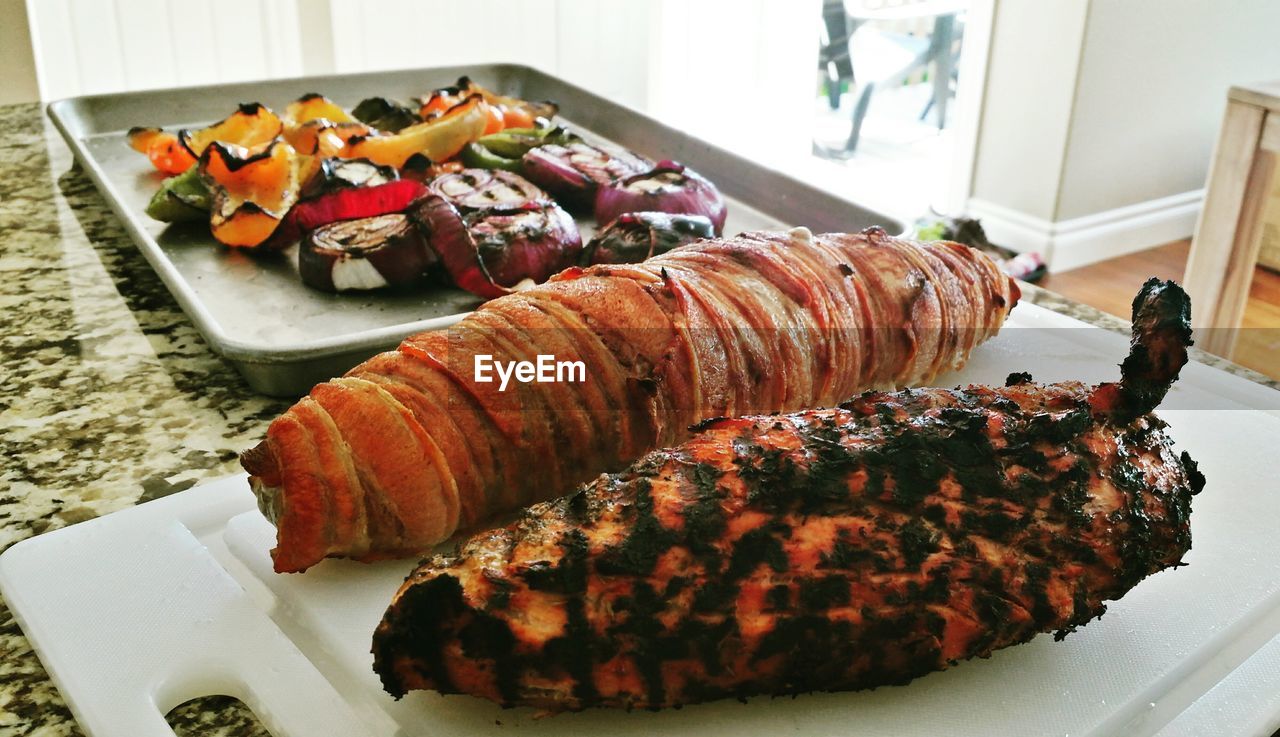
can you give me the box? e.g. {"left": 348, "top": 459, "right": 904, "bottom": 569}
{"left": 200, "top": 140, "right": 300, "bottom": 248}
{"left": 148, "top": 134, "right": 198, "bottom": 175}
{"left": 482, "top": 103, "right": 506, "bottom": 135}
{"left": 498, "top": 106, "right": 536, "bottom": 130}
{"left": 180, "top": 103, "right": 283, "bottom": 159}
{"left": 127, "top": 126, "right": 165, "bottom": 153}
{"left": 284, "top": 119, "right": 372, "bottom": 155}
{"left": 340, "top": 95, "right": 488, "bottom": 168}
{"left": 128, "top": 127, "right": 198, "bottom": 175}
{"left": 283, "top": 93, "right": 354, "bottom": 127}
{"left": 420, "top": 77, "right": 557, "bottom": 129}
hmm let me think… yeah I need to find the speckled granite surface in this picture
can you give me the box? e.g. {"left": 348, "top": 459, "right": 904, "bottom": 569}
{"left": 0, "top": 100, "right": 1274, "bottom": 736}
{"left": 0, "top": 102, "right": 282, "bottom": 737}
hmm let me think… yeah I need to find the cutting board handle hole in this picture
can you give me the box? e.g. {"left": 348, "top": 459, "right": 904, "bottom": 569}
{"left": 165, "top": 695, "right": 274, "bottom": 737}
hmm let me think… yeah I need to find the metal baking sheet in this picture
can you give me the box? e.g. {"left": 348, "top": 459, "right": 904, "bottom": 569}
{"left": 47, "top": 63, "right": 903, "bottom": 396}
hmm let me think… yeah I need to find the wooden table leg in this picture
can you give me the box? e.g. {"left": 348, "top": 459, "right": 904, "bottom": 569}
{"left": 1184, "top": 103, "right": 1275, "bottom": 357}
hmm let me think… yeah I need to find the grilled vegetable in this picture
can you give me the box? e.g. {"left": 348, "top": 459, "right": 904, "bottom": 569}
{"left": 467, "top": 78, "right": 558, "bottom": 124}
{"left": 352, "top": 96, "right": 422, "bottom": 133}
{"left": 266, "top": 179, "right": 427, "bottom": 249}
{"left": 342, "top": 95, "right": 488, "bottom": 168}
{"left": 581, "top": 211, "right": 714, "bottom": 265}
{"left": 418, "top": 79, "right": 472, "bottom": 119}
{"left": 128, "top": 127, "right": 198, "bottom": 175}
{"left": 412, "top": 173, "right": 578, "bottom": 292}
{"left": 373, "top": 279, "right": 1200, "bottom": 711}
{"left": 521, "top": 141, "right": 651, "bottom": 212}
{"left": 480, "top": 127, "right": 567, "bottom": 159}
{"left": 298, "top": 157, "right": 398, "bottom": 201}
{"left": 465, "top": 202, "right": 582, "bottom": 286}
{"left": 407, "top": 196, "right": 510, "bottom": 299}
{"left": 458, "top": 142, "right": 524, "bottom": 172}
{"left": 283, "top": 93, "right": 355, "bottom": 127}
{"left": 199, "top": 140, "right": 299, "bottom": 249}
{"left": 481, "top": 103, "right": 506, "bottom": 135}
{"left": 396, "top": 154, "right": 463, "bottom": 184}
{"left": 299, "top": 213, "right": 436, "bottom": 292}
{"left": 594, "top": 160, "right": 727, "bottom": 235}
{"left": 498, "top": 106, "right": 537, "bottom": 130}
{"left": 427, "top": 169, "right": 548, "bottom": 212}
{"left": 419, "top": 76, "right": 558, "bottom": 126}
{"left": 283, "top": 120, "right": 372, "bottom": 156}
{"left": 459, "top": 126, "right": 580, "bottom": 172}
{"left": 179, "top": 103, "right": 283, "bottom": 160}
{"left": 127, "top": 126, "right": 165, "bottom": 154}
{"left": 144, "top": 165, "right": 212, "bottom": 223}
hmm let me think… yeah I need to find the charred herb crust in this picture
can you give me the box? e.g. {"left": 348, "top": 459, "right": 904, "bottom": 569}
{"left": 378, "top": 381, "right": 1199, "bottom": 709}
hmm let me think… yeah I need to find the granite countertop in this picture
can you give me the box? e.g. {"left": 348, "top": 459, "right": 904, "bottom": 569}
{"left": 0, "top": 100, "right": 1274, "bottom": 736}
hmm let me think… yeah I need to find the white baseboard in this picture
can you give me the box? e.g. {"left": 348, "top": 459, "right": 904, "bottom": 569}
{"left": 966, "top": 190, "right": 1204, "bottom": 272}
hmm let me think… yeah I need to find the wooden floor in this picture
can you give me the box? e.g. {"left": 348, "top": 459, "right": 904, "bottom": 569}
{"left": 1038, "top": 239, "right": 1280, "bottom": 380}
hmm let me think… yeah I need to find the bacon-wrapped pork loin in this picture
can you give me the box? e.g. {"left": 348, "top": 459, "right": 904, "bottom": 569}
{"left": 241, "top": 228, "right": 1018, "bottom": 572}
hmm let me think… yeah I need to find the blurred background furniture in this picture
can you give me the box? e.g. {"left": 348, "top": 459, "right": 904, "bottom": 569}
{"left": 1184, "top": 80, "right": 1280, "bottom": 357}
{"left": 815, "top": 0, "right": 966, "bottom": 158}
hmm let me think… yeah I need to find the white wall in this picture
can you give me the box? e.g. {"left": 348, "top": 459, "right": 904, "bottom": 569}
{"left": 26, "top": 0, "right": 306, "bottom": 99}
{"left": 969, "top": 0, "right": 1089, "bottom": 223}
{"left": 1, "top": 0, "right": 41, "bottom": 104}
{"left": 1058, "top": 0, "right": 1280, "bottom": 220}
{"left": 969, "top": 0, "right": 1280, "bottom": 269}
{"left": 23, "top": 0, "right": 653, "bottom": 110}
{"left": 323, "top": 0, "right": 651, "bottom": 110}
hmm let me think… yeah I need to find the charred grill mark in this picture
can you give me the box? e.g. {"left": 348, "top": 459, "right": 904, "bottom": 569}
{"left": 766, "top": 584, "right": 791, "bottom": 611}
{"left": 799, "top": 575, "right": 851, "bottom": 611}
{"left": 375, "top": 574, "right": 465, "bottom": 697}
{"left": 543, "top": 529, "right": 597, "bottom": 704}
{"left": 897, "top": 518, "right": 940, "bottom": 568}
{"left": 693, "top": 521, "right": 791, "bottom": 613}
{"left": 457, "top": 610, "right": 520, "bottom": 704}
{"left": 681, "top": 461, "right": 726, "bottom": 554}
{"left": 596, "top": 478, "right": 676, "bottom": 576}
{"left": 608, "top": 580, "right": 668, "bottom": 707}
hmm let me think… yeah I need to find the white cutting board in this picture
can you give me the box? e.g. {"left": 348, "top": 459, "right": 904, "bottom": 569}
{"left": 4, "top": 303, "right": 1280, "bottom": 737}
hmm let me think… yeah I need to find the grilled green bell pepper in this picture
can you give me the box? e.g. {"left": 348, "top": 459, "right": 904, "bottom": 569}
{"left": 459, "top": 142, "right": 524, "bottom": 172}
{"left": 459, "top": 126, "right": 580, "bottom": 172}
{"left": 145, "top": 165, "right": 212, "bottom": 222}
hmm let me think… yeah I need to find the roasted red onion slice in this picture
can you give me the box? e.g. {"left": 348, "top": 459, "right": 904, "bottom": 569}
{"left": 408, "top": 196, "right": 509, "bottom": 299}
{"left": 581, "top": 211, "right": 715, "bottom": 265}
{"left": 267, "top": 179, "right": 427, "bottom": 249}
{"left": 428, "top": 169, "right": 548, "bottom": 212}
{"left": 299, "top": 213, "right": 436, "bottom": 292}
{"left": 593, "top": 160, "right": 727, "bottom": 234}
{"left": 465, "top": 202, "right": 582, "bottom": 285}
{"left": 520, "top": 142, "right": 651, "bottom": 212}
